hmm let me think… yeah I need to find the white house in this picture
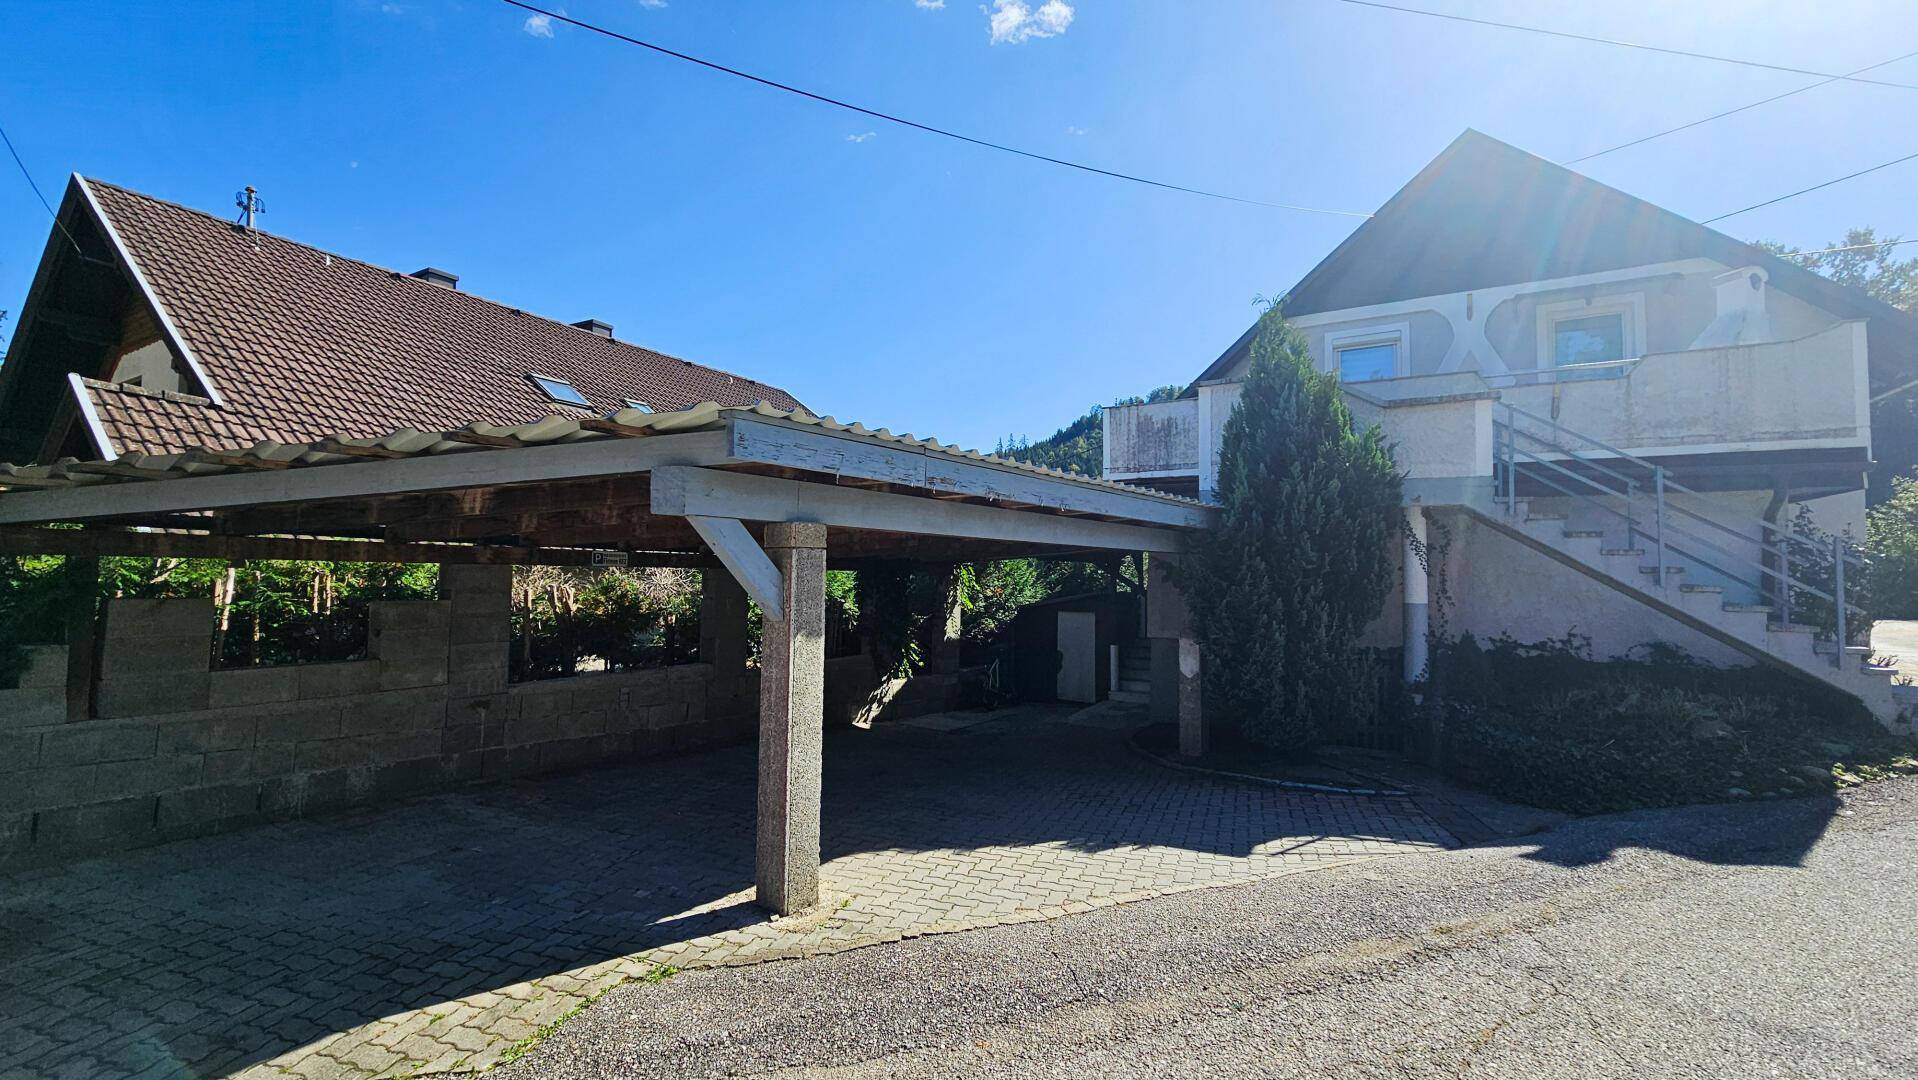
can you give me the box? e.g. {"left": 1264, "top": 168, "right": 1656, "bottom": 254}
{"left": 1105, "top": 131, "right": 1918, "bottom": 725}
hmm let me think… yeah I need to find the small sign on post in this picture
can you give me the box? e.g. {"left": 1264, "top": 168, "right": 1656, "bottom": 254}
{"left": 591, "top": 550, "right": 630, "bottom": 568}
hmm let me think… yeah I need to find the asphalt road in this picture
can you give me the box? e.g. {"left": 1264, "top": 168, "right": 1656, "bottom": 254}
{"left": 507, "top": 777, "right": 1918, "bottom": 1079}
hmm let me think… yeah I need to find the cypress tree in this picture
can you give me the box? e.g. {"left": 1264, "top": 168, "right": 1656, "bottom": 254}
{"left": 1175, "top": 306, "right": 1402, "bottom": 751}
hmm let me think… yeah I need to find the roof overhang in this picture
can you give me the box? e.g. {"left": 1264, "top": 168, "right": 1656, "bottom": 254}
{"left": 0, "top": 403, "right": 1212, "bottom": 566}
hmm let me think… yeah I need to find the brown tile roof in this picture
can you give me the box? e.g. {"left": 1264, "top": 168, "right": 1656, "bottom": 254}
{"left": 78, "top": 179, "right": 805, "bottom": 455}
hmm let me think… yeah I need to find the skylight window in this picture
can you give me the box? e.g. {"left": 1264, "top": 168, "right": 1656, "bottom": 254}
{"left": 528, "top": 374, "right": 591, "bottom": 408}
{"left": 621, "top": 398, "right": 653, "bottom": 413}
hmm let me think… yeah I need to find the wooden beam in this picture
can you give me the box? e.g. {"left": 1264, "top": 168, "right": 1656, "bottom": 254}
{"left": 0, "top": 428, "right": 733, "bottom": 525}
{"left": 0, "top": 526, "right": 707, "bottom": 566}
{"left": 181, "top": 450, "right": 291, "bottom": 471}
{"left": 726, "top": 416, "right": 1214, "bottom": 529}
{"left": 651, "top": 466, "right": 1188, "bottom": 553}
{"left": 440, "top": 429, "right": 525, "bottom": 449}
{"left": 686, "top": 515, "right": 785, "bottom": 621}
{"left": 64, "top": 461, "right": 181, "bottom": 481}
{"left": 314, "top": 439, "right": 410, "bottom": 460}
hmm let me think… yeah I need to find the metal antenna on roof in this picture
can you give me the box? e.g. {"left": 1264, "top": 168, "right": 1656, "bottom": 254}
{"left": 234, "top": 185, "right": 265, "bottom": 230}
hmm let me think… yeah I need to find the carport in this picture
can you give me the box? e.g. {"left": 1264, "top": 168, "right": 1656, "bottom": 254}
{"left": 0, "top": 401, "right": 1213, "bottom": 913}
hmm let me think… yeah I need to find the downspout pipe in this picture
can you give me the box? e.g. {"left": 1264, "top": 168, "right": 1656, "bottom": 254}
{"left": 1403, "top": 505, "right": 1430, "bottom": 685}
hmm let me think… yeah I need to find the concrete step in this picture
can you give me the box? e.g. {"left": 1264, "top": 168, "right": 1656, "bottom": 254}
{"left": 1107, "top": 689, "right": 1149, "bottom": 704}
{"left": 1563, "top": 529, "right": 1607, "bottom": 539}
{"left": 1118, "top": 678, "right": 1151, "bottom": 693}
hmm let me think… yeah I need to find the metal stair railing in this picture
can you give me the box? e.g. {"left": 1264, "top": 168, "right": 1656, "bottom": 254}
{"left": 1493, "top": 402, "right": 1868, "bottom": 659}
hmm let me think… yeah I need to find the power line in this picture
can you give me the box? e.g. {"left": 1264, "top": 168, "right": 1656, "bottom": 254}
{"left": 1703, "top": 150, "right": 1918, "bottom": 224}
{"left": 1775, "top": 235, "right": 1918, "bottom": 259}
{"left": 0, "top": 120, "right": 82, "bottom": 256}
{"left": 1563, "top": 49, "right": 1918, "bottom": 165}
{"left": 497, "top": 0, "right": 1372, "bottom": 218}
{"left": 1328, "top": 0, "right": 1918, "bottom": 92}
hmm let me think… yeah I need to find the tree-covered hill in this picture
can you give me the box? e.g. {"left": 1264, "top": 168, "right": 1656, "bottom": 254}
{"left": 994, "top": 385, "right": 1183, "bottom": 477}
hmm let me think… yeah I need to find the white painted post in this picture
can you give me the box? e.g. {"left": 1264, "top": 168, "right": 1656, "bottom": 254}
{"left": 756, "top": 521, "right": 827, "bottom": 915}
{"left": 1402, "top": 505, "right": 1430, "bottom": 684}
{"left": 1833, "top": 534, "right": 1847, "bottom": 667}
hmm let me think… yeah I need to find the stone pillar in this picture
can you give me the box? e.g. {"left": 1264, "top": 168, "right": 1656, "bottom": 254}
{"left": 63, "top": 556, "right": 98, "bottom": 722}
{"left": 699, "top": 569, "right": 749, "bottom": 676}
{"left": 756, "top": 522, "right": 828, "bottom": 915}
{"left": 1402, "top": 505, "right": 1430, "bottom": 685}
{"left": 1145, "top": 553, "right": 1205, "bottom": 758}
{"left": 441, "top": 564, "right": 512, "bottom": 763}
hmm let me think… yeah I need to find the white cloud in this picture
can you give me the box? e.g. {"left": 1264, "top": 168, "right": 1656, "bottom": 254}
{"left": 846, "top": 132, "right": 877, "bottom": 143}
{"left": 986, "top": 0, "right": 1072, "bottom": 44}
{"left": 522, "top": 12, "right": 555, "bottom": 37}
{"left": 638, "top": 0, "right": 667, "bottom": 8}
{"left": 915, "top": 0, "right": 946, "bottom": 9}
{"left": 1064, "top": 125, "right": 1087, "bottom": 136}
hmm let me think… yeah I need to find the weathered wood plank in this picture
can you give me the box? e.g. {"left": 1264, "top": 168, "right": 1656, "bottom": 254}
{"left": 727, "top": 416, "right": 1211, "bottom": 529}
{"left": 687, "top": 515, "right": 785, "bottom": 621}
{"left": 652, "top": 466, "right": 1186, "bottom": 553}
{"left": 0, "top": 429, "right": 733, "bottom": 525}
{"left": 0, "top": 526, "right": 708, "bottom": 566}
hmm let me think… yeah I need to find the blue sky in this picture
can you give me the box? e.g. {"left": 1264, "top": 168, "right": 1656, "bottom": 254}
{"left": 2, "top": 1, "right": 1913, "bottom": 450}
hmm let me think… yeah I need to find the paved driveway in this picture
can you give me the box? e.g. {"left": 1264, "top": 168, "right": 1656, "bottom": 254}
{"left": 0, "top": 705, "right": 1452, "bottom": 1079}
{"left": 506, "top": 779, "right": 1918, "bottom": 1080}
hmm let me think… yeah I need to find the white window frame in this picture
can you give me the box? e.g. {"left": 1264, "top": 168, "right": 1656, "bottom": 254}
{"left": 1324, "top": 322, "right": 1410, "bottom": 382}
{"left": 1534, "top": 294, "right": 1644, "bottom": 370}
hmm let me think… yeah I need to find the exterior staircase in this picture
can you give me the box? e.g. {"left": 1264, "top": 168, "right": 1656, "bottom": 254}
{"left": 1109, "top": 639, "right": 1153, "bottom": 704}
{"left": 1487, "top": 403, "right": 1908, "bottom": 730}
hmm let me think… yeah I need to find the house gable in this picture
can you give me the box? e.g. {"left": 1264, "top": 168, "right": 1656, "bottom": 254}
{"left": 0, "top": 177, "right": 810, "bottom": 461}
{"left": 1188, "top": 130, "right": 1918, "bottom": 395}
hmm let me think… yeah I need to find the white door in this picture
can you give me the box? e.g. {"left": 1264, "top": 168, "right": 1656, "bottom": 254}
{"left": 1056, "top": 611, "right": 1098, "bottom": 703}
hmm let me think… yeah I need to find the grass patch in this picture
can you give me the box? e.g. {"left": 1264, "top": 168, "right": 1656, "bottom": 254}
{"left": 494, "top": 964, "right": 682, "bottom": 1067}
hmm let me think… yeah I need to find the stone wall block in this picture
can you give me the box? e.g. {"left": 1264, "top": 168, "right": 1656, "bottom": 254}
{"left": 448, "top": 613, "right": 511, "bottom": 645}
{"left": 208, "top": 666, "right": 299, "bottom": 709}
{"left": 101, "top": 598, "right": 213, "bottom": 641}
{"left": 95, "top": 673, "right": 211, "bottom": 719}
{"left": 31, "top": 796, "right": 157, "bottom": 853}
{"left": 156, "top": 783, "right": 260, "bottom": 837}
{"left": 15, "top": 645, "right": 68, "bottom": 688}
{"left": 157, "top": 715, "right": 255, "bottom": 755}
{"left": 369, "top": 601, "right": 450, "bottom": 635}
{"left": 40, "top": 723, "right": 155, "bottom": 767}
{"left": 254, "top": 703, "right": 343, "bottom": 746}
{"left": 0, "top": 688, "right": 66, "bottom": 729}
{"left": 98, "top": 634, "right": 211, "bottom": 677}
{"left": 0, "top": 765, "right": 93, "bottom": 813}
{"left": 338, "top": 687, "right": 448, "bottom": 736}
{"left": 296, "top": 660, "right": 380, "bottom": 700}
{"left": 448, "top": 641, "right": 509, "bottom": 674}
{"left": 94, "top": 753, "right": 204, "bottom": 798}
{"left": 0, "top": 732, "right": 41, "bottom": 772}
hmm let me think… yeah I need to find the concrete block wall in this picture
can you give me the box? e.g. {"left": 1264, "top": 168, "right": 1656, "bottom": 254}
{"left": 0, "top": 566, "right": 752, "bottom": 870}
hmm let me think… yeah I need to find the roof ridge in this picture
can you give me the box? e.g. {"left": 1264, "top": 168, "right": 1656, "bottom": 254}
{"left": 78, "top": 176, "right": 794, "bottom": 397}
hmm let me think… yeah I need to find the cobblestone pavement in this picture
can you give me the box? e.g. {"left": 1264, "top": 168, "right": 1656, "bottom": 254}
{"left": 0, "top": 707, "right": 1454, "bottom": 1079}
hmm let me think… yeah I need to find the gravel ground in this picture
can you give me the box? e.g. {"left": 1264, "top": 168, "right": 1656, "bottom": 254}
{"left": 505, "top": 778, "right": 1918, "bottom": 1079}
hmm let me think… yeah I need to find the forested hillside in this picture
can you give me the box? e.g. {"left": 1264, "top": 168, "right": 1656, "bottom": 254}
{"left": 994, "top": 385, "right": 1182, "bottom": 477}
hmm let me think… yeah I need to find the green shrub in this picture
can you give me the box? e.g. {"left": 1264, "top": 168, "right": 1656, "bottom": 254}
{"left": 1868, "top": 473, "right": 1918, "bottom": 619}
{"left": 1175, "top": 307, "right": 1403, "bottom": 752}
{"left": 1420, "top": 634, "right": 1916, "bottom": 814}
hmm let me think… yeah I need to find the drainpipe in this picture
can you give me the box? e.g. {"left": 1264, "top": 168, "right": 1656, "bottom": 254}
{"left": 1403, "top": 505, "right": 1430, "bottom": 685}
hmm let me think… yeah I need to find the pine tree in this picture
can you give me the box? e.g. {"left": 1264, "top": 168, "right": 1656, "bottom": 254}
{"left": 1175, "top": 306, "right": 1402, "bottom": 751}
